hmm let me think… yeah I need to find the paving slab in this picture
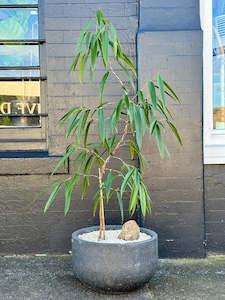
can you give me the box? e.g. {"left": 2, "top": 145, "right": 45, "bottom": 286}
{"left": 0, "top": 255, "right": 225, "bottom": 300}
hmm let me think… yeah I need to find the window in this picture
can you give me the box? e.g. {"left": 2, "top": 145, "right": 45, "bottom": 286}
{"left": 202, "top": 0, "right": 225, "bottom": 163}
{"left": 0, "top": 0, "right": 47, "bottom": 151}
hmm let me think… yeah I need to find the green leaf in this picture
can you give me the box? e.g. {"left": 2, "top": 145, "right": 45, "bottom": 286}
{"left": 44, "top": 184, "right": 61, "bottom": 214}
{"left": 60, "top": 106, "right": 81, "bottom": 126}
{"left": 114, "top": 98, "right": 124, "bottom": 129}
{"left": 35, "top": 179, "right": 63, "bottom": 201}
{"left": 109, "top": 135, "right": 116, "bottom": 151}
{"left": 91, "top": 39, "right": 98, "bottom": 71}
{"left": 157, "top": 74, "right": 166, "bottom": 106}
{"left": 138, "top": 90, "right": 145, "bottom": 105}
{"left": 98, "top": 39, "right": 106, "bottom": 68}
{"left": 163, "top": 80, "right": 181, "bottom": 103}
{"left": 134, "top": 105, "right": 142, "bottom": 149}
{"left": 76, "top": 19, "right": 93, "bottom": 52}
{"left": 105, "top": 171, "right": 113, "bottom": 201}
{"left": 117, "top": 192, "right": 124, "bottom": 223}
{"left": 66, "top": 109, "right": 82, "bottom": 137}
{"left": 69, "top": 52, "right": 81, "bottom": 74}
{"left": 86, "top": 32, "right": 91, "bottom": 49}
{"left": 71, "top": 151, "right": 84, "bottom": 168}
{"left": 102, "top": 31, "right": 109, "bottom": 66}
{"left": 96, "top": 9, "right": 102, "bottom": 26}
{"left": 167, "top": 121, "right": 183, "bottom": 145}
{"left": 139, "top": 184, "right": 146, "bottom": 217}
{"left": 155, "top": 124, "right": 164, "bottom": 159}
{"left": 111, "top": 24, "right": 117, "bottom": 57}
{"left": 93, "top": 194, "right": 100, "bottom": 216}
{"left": 148, "top": 81, "right": 157, "bottom": 110}
{"left": 129, "top": 185, "right": 139, "bottom": 215}
{"left": 118, "top": 61, "right": 136, "bottom": 91}
{"left": 149, "top": 120, "right": 157, "bottom": 135}
{"left": 100, "top": 71, "right": 109, "bottom": 105}
{"left": 79, "top": 53, "right": 89, "bottom": 83}
{"left": 121, "top": 167, "right": 135, "bottom": 197}
{"left": 84, "top": 119, "right": 93, "bottom": 147}
{"left": 121, "top": 53, "right": 137, "bottom": 77}
{"left": 51, "top": 149, "right": 73, "bottom": 175}
{"left": 84, "top": 154, "right": 95, "bottom": 184}
{"left": 98, "top": 108, "right": 105, "bottom": 141}
{"left": 81, "top": 177, "right": 88, "bottom": 200}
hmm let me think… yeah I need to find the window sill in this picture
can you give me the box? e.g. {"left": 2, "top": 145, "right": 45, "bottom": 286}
{"left": 204, "top": 144, "right": 225, "bottom": 164}
{"left": 0, "top": 154, "right": 68, "bottom": 175}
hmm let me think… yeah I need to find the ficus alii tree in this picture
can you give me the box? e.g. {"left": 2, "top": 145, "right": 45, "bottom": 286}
{"left": 39, "top": 10, "right": 182, "bottom": 240}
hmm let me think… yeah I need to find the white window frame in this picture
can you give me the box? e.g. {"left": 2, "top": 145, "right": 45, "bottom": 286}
{"left": 202, "top": 0, "right": 225, "bottom": 164}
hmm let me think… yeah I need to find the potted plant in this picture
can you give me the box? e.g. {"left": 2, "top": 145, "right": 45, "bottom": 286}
{"left": 39, "top": 10, "right": 182, "bottom": 292}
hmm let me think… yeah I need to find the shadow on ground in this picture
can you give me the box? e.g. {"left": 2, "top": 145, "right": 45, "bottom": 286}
{"left": 0, "top": 255, "right": 225, "bottom": 299}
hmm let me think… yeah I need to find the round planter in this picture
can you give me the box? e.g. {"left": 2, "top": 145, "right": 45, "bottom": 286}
{"left": 72, "top": 225, "right": 158, "bottom": 292}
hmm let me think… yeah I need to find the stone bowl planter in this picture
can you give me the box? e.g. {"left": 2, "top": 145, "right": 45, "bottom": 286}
{"left": 72, "top": 225, "right": 158, "bottom": 292}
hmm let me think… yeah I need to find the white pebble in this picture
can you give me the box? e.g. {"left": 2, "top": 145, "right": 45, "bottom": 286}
{"left": 79, "top": 230, "right": 151, "bottom": 243}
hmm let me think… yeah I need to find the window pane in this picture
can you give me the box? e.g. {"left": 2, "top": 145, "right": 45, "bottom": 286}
{"left": 1, "top": 1, "right": 38, "bottom": 4}
{"left": 0, "top": 69, "right": 40, "bottom": 77}
{"left": 0, "top": 45, "right": 39, "bottom": 66}
{"left": 0, "top": 9, "right": 38, "bottom": 40}
{"left": 213, "top": 1, "right": 225, "bottom": 129}
{"left": 0, "top": 80, "right": 40, "bottom": 127}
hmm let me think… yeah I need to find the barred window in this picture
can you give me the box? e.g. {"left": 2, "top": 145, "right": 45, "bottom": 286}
{"left": 0, "top": 0, "right": 47, "bottom": 151}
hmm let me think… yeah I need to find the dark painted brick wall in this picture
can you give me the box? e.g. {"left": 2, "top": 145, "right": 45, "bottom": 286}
{"left": 205, "top": 166, "right": 225, "bottom": 253}
{"left": 140, "top": 0, "right": 201, "bottom": 31}
{"left": 138, "top": 0, "right": 204, "bottom": 257}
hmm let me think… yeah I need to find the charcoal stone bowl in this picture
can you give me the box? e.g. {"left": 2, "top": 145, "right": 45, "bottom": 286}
{"left": 72, "top": 225, "right": 158, "bottom": 292}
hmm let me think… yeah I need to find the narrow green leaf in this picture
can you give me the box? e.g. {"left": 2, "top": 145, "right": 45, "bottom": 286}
{"left": 98, "top": 108, "right": 105, "bottom": 141}
{"left": 44, "top": 184, "right": 61, "bottom": 214}
{"left": 114, "top": 98, "right": 124, "bottom": 129}
{"left": 86, "top": 32, "right": 91, "bottom": 49}
{"left": 66, "top": 109, "right": 82, "bottom": 137}
{"left": 91, "top": 39, "right": 98, "bottom": 71}
{"left": 79, "top": 53, "right": 86, "bottom": 83}
{"left": 102, "top": 31, "right": 109, "bottom": 66}
{"left": 118, "top": 61, "right": 136, "bottom": 91}
{"left": 121, "top": 53, "right": 137, "bottom": 77}
{"left": 155, "top": 124, "right": 164, "bottom": 159}
{"left": 121, "top": 167, "right": 135, "bottom": 197}
{"left": 167, "top": 121, "right": 183, "bottom": 145}
{"left": 69, "top": 52, "right": 81, "bottom": 74}
{"left": 93, "top": 194, "right": 100, "bottom": 216}
{"left": 109, "top": 135, "right": 116, "bottom": 151}
{"left": 149, "top": 120, "right": 157, "bottom": 136}
{"left": 75, "top": 19, "right": 93, "bottom": 52}
{"left": 96, "top": 9, "right": 102, "bottom": 26}
{"left": 148, "top": 81, "right": 157, "bottom": 110}
{"left": 51, "top": 149, "right": 73, "bottom": 175}
{"left": 139, "top": 184, "right": 146, "bottom": 217}
{"left": 134, "top": 105, "right": 142, "bottom": 149}
{"left": 84, "top": 119, "right": 93, "bottom": 147}
{"left": 117, "top": 192, "right": 124, "bottom": 223}
{"left": 60, "top": 106, "right": 81, "bottom": 126}
{"left": 163, "top": 80, "right": 181, "bottom": 103}
{"left": 35, "top": 179, "right": 63, "bottom": 201}
{"left": 100, "top": 71, "right": 109, "bottom": 105}
{"left": 81, "top": 177, "right": 88, "bottom": 200}
{"left": 157, "top": 74, "right": 166, "bottom": 106}
{"left": 111, "top": 24, "right": 117, "bottom": 57}
{"left": 98, "top": 39, "right": 106, "bottom": 68}
{"left": 106, "top": 171, "right": 113, "bottom": 201}
{"left": 138, "top": 90, "right": 145, "bottom": 105}
{"left": 129, "top": 185, "right": 139, "bottom": 215}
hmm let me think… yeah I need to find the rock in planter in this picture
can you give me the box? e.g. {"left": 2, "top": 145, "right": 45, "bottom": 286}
{"left": 72, "top": 225, "right": 158, "bottom": 292}
{"left": 118, "top": 220, "right": 140, "bottom": 241}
